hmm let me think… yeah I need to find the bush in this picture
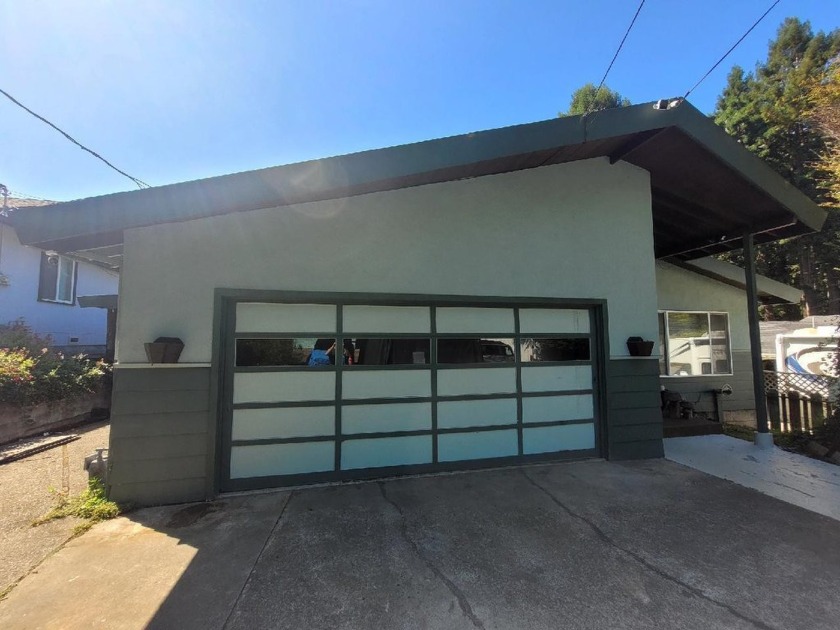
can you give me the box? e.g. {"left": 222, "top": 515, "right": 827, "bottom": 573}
{"left": 0, "top": 320, "right": 110, "bottom": 406}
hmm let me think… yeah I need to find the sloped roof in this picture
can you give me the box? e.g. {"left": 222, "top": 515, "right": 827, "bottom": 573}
{"left": 678, "top": 257, "right": 803, "bottom": 305}
{"left": 12, "top": 100, "right": 827, "bottom": 265}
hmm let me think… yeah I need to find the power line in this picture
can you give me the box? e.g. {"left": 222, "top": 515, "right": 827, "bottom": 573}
{"left": 683, "top": 0, "right": 781, "bottom": 99}
{"left": 0, "top": 87, "right": 150, "bottom": 189}
{"left": 588, "top": 0, "right": 646, "bottom": 114}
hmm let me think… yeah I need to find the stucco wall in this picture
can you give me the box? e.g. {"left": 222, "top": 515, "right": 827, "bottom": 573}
{"left": 0, "top": 223, "right": 118, "bottom": 347}
{"left": 117, "top": 158, "right": 658, "bottom": 363}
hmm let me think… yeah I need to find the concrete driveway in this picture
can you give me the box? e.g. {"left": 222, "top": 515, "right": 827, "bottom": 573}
{"left": 2, "top": 459, "right": 839, "bottom": 629}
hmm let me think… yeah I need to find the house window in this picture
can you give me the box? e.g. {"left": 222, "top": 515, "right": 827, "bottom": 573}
{"left": 38, "top": 252, "right": 77, "bottom": 304}
{"left": 658, "top": 311, "right": 732, "bottom": 376}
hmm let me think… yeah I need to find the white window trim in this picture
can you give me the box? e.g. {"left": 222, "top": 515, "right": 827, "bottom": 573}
{"left": 41, "top": 255, "right": 77, "bottom": 305}
{"left": 659, "top": 310, "right": 734, "bottom": 378}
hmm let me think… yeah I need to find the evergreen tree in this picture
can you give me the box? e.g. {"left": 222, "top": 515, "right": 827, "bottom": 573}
{"left": 714, "top": 18, "right": 840, "bottom": 317}
{"left": 560, "top": 83, "right": 630, "bottom": 117}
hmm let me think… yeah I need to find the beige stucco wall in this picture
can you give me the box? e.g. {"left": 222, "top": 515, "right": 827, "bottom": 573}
{"left": 655, "top": 261, "right": 749, "bottom": 351}
{"left": 117, "top": 157, "right": 658, "bottom": 363}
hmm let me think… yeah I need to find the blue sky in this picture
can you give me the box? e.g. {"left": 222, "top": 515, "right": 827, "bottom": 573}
{"left": 1, "top": 0, "right": 838, "bottom": 201}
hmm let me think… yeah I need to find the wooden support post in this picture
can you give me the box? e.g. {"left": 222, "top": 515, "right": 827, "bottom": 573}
{"left": 744, "top": 233, "right": 771, "bottom": 434}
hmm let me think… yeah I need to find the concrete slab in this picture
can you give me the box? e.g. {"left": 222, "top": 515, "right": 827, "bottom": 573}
{"left": 664, "top": 435, "right": 840, "bottom": 521}
{"left": 0, "top": 492, "right": 289, "bottom": 629}
{"left": 2, "top": 460, "right": 839, "bottom": 630}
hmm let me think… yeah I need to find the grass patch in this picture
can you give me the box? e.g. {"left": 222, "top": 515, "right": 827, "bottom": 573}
{"left": 33, "top": 478, "right": 121, "bottom": 534}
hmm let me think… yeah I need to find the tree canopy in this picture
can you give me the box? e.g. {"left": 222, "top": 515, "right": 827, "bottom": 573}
{"left": 713, "top": 17, "right": 840, "bottom": 317}
{"left": 560, "top": 83, "right": 630, "bottom": 117}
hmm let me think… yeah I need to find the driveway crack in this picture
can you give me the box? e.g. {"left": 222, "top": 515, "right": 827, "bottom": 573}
{"left": 222, "top": 491, "right": 295, "bottom": 630}
{"left": 521, "top": 470, "right": 777, "bottom": 630}
{"left": 378, "top": 482, "right": 485, "bottom": 630}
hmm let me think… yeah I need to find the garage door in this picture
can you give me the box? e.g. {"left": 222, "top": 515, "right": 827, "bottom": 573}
{"left": 220, "top": 298, "right": 600, "bottom": 491}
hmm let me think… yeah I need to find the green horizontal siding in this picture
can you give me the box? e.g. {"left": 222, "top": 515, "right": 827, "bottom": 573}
{"left": 605, "top": 358, "right": 663, "bottom": 460}
{"left": 108, "top": 367, "right": 211, "bottom": 506}
{"left": 660, "top": 351, "right": 754, "bottom": 416}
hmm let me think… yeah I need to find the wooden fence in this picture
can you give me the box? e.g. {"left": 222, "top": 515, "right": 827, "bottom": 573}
{"left": 764, "top": 371, "right": 835, "bottom": 434}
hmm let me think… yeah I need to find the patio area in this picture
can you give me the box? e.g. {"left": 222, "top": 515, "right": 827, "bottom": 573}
{"left": 664, "top": 434, "right": 840, "bottom": 521}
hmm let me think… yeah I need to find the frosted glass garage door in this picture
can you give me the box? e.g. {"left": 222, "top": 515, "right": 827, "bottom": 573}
{"left": 222, "top": 300, "right": 598, "bottom": 490}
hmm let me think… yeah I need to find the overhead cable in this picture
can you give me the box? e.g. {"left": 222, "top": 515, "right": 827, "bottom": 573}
{"left": 683, "top": 0, "right": 781, "bottom": 99}
{"left": 0, "top": 87, "right": 150, "bottom": 189}
{"left": 587, "top": 0, "right": 646, "bottom": 115}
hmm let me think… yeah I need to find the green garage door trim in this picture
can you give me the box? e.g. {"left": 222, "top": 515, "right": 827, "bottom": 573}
{"left": 216, "top": 291, "right": 607, "bottom": 492}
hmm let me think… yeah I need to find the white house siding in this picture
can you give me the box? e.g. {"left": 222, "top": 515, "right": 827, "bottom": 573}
{"left": 117, "top": 157, "right": 658, "bottom": 363}
{"left": 0, "top": 223, "right": 118, "bottom": 350}
{"left": 655, "top": 261, "right": 755, "bottom": 415}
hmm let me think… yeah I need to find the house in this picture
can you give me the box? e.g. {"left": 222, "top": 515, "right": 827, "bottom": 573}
{"left": 0, "top": 197, "right": 119, "bottom": 357}
{"left": 12, "top": 101, "right": 826, "bottom": 506}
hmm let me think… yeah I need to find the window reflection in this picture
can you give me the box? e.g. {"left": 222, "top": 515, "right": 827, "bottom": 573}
{"left": 437, "top": 338, "right": 515, "bottom": 364}
{"left": 236, "top": 338, "right": 332, "bottom": 367}
{"left": 520, "top": 338, "right": 590, "bottom": 362}
{"left": 351, "top": 338, "right": 430, "bottom": 365}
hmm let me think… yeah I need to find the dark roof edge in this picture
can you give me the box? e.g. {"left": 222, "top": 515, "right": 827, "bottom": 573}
{"left": 13, "top": 100, "right": 827, "bottom": 247}
{"left": 669, "top": 257, "right": 803, "bottom": 305}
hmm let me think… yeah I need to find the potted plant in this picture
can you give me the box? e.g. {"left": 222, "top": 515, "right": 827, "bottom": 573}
{"left": 144, "top": 337, "right": 184, "bottom": 363}
{"left": 626, "top": 336, "right": 655, "bottom": 357}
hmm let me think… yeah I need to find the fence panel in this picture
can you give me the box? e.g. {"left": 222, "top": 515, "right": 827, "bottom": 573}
{"left": 764, "top": 371, "right": 834, "bottom": 434}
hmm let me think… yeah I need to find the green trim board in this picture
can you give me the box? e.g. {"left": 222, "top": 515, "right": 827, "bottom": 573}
{"left": 13, "top": 101, "right": 825, "bottom": 264}
{"left": 217, "top": 291, "right": 603, "bottom": 491}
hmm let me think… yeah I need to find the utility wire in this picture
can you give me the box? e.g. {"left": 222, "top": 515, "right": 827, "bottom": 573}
{"left": 683, "top": 0, "right": 781, "bottom": 99}
{"left": 0, "top": 87, "right": 150, "bottom": 189}
{"left": 587, "top": 0, "right": 646, "bottom": 115}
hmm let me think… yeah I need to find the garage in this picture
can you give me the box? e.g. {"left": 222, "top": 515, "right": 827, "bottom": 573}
{"left": 220, "top": 294, "right": 602, "bottom": 491}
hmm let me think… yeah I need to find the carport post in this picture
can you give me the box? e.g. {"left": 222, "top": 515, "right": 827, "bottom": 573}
{"left": 743, "top": 233, "right": 772, "bottom": 447}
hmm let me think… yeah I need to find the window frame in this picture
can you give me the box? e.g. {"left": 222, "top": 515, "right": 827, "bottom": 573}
{"left": 38, "top": 253, "right": 78, "bottom": 305}
{"left": 658, "top": 310, "right": 733, "bottom": 378}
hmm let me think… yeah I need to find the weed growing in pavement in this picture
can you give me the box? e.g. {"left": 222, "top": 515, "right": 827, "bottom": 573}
{"left": 33, "top": 478, "right": 121, "bottom": 534}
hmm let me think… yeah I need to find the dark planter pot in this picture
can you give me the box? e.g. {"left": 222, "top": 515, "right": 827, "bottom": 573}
{"left": 144, "top": 337, "right": 184, "bottom": 363}
{"left": 626, "top": 339, "right": 655, "bottom": 357}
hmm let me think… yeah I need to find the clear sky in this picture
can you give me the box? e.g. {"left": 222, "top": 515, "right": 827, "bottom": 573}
{"left": 1, "top": 0, "right": 838, "bottom": 201}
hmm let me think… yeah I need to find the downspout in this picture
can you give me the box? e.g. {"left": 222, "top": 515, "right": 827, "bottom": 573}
{"left": 743, "top": 233, "right": 773, "bottom": 448}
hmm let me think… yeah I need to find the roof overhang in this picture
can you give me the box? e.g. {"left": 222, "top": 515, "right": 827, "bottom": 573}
{"left": 11, "top": 100, "right": 827, "bottom": 267}
{"left": 677, "top": 257, "right": 803, "bottom": 305}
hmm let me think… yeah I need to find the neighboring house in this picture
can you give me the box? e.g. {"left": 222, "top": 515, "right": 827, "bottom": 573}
{"left": 13, "top": 101, "right": 826, "bottom": 506}
{"left": 0, "top": 198, "right": 119, "bottom": 357}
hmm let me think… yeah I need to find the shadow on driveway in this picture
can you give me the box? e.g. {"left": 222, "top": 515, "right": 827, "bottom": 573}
{"left": 2, "top": 459, "right": 839, "bottom": 630}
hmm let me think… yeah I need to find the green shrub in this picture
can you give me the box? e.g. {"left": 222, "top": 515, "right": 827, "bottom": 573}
{"left": 0, "top": 320, "right": 110, "bottom": 406}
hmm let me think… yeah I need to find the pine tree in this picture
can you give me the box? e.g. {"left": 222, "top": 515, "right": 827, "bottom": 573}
{"left": 714, "top": 18, "right": 840, "bottom": 316}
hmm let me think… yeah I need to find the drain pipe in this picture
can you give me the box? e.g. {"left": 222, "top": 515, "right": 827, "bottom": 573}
{"left": 743, "top": 233, "right": 773, "bottom": 449}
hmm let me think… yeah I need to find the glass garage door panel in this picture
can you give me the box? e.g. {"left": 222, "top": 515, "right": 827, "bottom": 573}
{"left": 522, "top": 394, "right": 593, "bottom": 424}
{"left": 232, "top": 406, "right": 335, "bottom": 440}
{"left": 522, "top": 424, "right": 595, "bottom": 455}
{"left": 438, "top": 429, "right": 518, "bottom": 462}
{"left": 235, "top": 303, "right": 337, "bottom": 333}
{"left": 519, "top": 308, "right": 589, "bottom": 334}
{"left": 230, "top": 442, "right": 334, "bottom": 479}
{"left": 437, "top": 398, "right": 517, "bottom": 429}
{"left": 342, "top": 402, "right": 432, "bottom": 434}
{"left": 341, "top": 435, "right": 433, "bottom": 470}
{"left": 233, "top": 372, "right": 336, "bottom": 404}
{"left": 520, "top": 365, "right": 591, "bottom": 393}
{"left": 436, "top": 307, "right": 515, "bottom": 333}
{"left": 437, "top": 368, "right": 516, "bottom": 397}
{"left": 342, "top": 370, "right": 431, "bottom": 400}
{"left": 343, "top": 305, "right": 430, "bottom": 333}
